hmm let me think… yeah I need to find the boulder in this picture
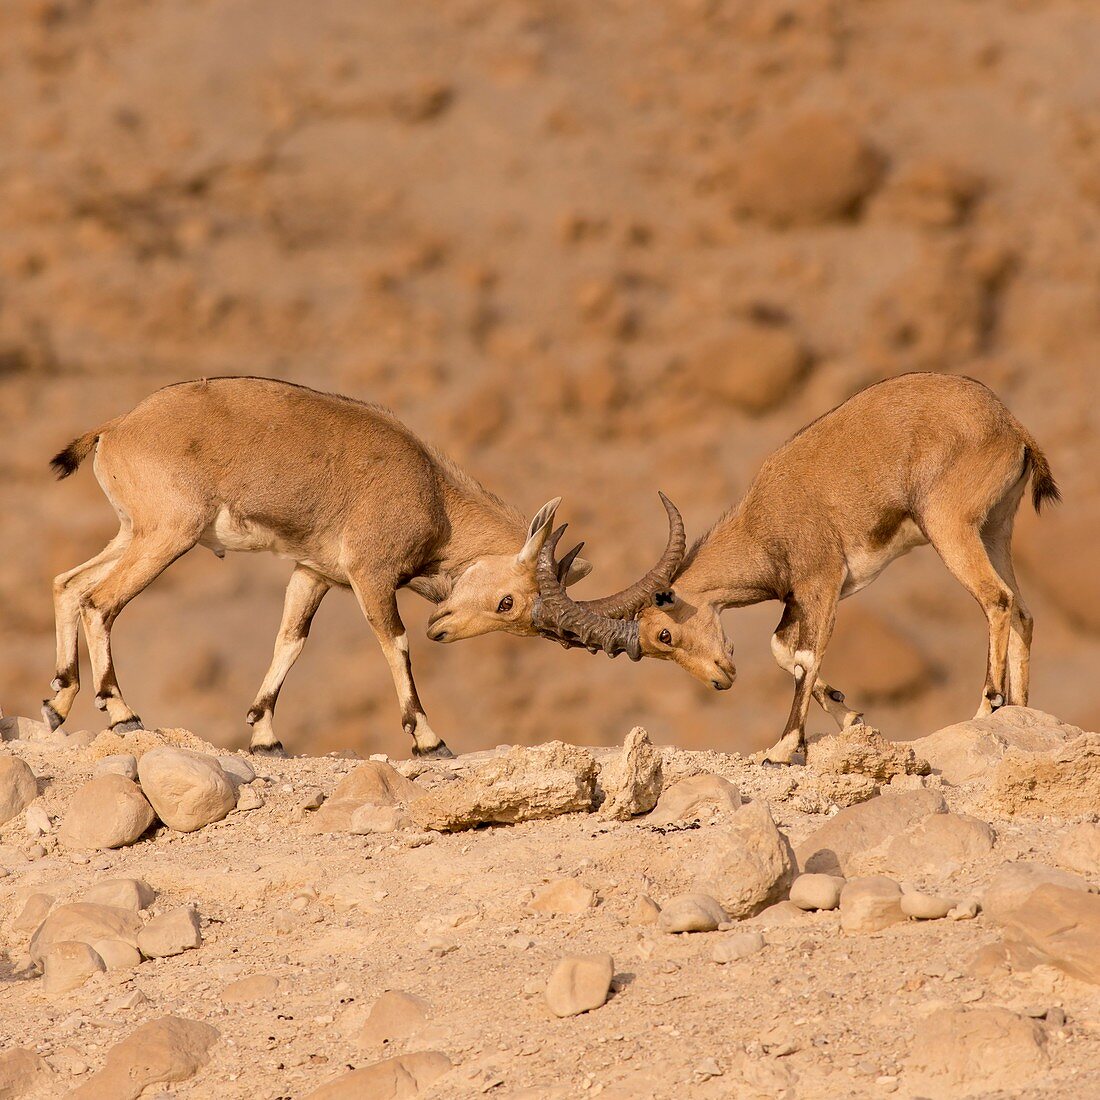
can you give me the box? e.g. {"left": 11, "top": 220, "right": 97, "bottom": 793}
{"left": 982, "top": 861, "right": 1089, "bottom": 924}
{"left": 29, "top": 902, "right": 141, "bottom": 965}
{"left": 545, "top": 953, "right": 614, "bottom": 1018}
{"left": 12, "top": 892, "right": 54, "bottom": 934}
{"left": 137, "top": 747, "right": 235, "bottom": 832}
{"left": 94, "top": 754, "right": 138, "bottom": 780}
{"left": 82, "top": 877, "right": 156, "bottom": 911}
{"left": 808, "top": 725, "right": 929, "bottom": 782}
{"left": 0, "top": 716, "right": 52, "bottom": 742}
{"left": 690, "top": 801, "right": 796, "bottom": 918}
{"left": 882, "top": 812, "right": 995, "bottom": 876}
{"left": 332, "top": 760, "right": 425, "bottom": 804}
{"left": 90, "top": 938, "right": 142, "bottom": 971}
{"left": 648, "top": 774, "right": 741, "bottom": 825}
{"left": 217, "top": 755, "right": 255, "bottom": 788}
{"left": 410, "top": 742, "right": 597, "bottom": 831}
{"left": 528, "top": 878, "right": 596, "bottom": 916}
{"left": 901, "top": 891, "right": 956, "bottom": 920}
{"left": 59, "top": 775, "right": 155, "bottom": 850}
{"left": 731, "top": 111, "right": 882, "bottom": 227}
{"left": 815, "top": 773, "right": 878, "bottom": 808}
{"left": 349, "top": 804, "right": 413, "bottom": 834}
{"left": 712, "top": 931, "right": 766, "bottom": 962}
{"left": 41, "top": 941, "right": 105, "bottom": 994}
{"left": 357, "top": 990, "right": 430, "bottom": 1047}
{"left": 304, "top": 1052, "right": 452, "bottom": 1100}
{"left": 138, "top": 907, "right": 202, "bottom": 958}
{"left": 0, "top": 1048, "right": 55, "bottom": 1097}
{"left": 789, "top": 874, "right": 845, "bottom": 911}
{"left": 999, "top": 884, "right": 1100, "bottom": 985}
{"left": 908, "top": 707, "right": 1081, "bottom": 784}
{"left": 0, "top": 755, "right": 37, "bottom": 826}
{"left": 599, "top": 726, "right": 663, "bottom": 819}
{"left": 657, "top": 892, "right": 727, "bottom": 933}
{"left": 906, "top": 1007, "right": 1048, "bottom": 1095}
{"left": 1058, "top": 822, "right": 1100, "bottom": 875}
{"left": 795, "top": 789, "right": 947, "bottom": 875}
{"left": 308, "top": 797, "right": 370, "bottom": 834}
{"left": 67, "top": 1016, "right": 219, "bottom": 1100}
{"left": 987, "top": 734, "right": 1100, "bottom": 817}
{"left": 839, "top": 876, "right": 904, "bottom": 933}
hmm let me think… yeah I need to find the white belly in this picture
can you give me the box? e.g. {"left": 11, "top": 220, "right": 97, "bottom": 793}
{"left": 199, "top": 506, "right": 283, "bottom": 555}
{"left": 841, "top": 519, "right": 928, "bottom": 598}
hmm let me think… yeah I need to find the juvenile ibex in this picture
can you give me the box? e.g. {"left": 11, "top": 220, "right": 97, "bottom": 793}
{"left": 45, "top": 376, "right": 626, "bottom": 756}
{"left": 534, "top": 373, "right": 1060, "bottom": 763}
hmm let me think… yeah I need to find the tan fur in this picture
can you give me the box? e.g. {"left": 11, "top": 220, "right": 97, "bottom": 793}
{"left": 634, "top": 374, "right": 1058, "bottom": 763}
{"left": 45, "top": 377, "right": 589, "bottom": 754}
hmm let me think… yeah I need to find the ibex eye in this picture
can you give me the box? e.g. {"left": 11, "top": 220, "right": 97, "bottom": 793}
{"left": 658, "top": 629, "right": 672, "bottom": 645}
{"left": 497, "top": 595, "right": 514, "bottom": 613}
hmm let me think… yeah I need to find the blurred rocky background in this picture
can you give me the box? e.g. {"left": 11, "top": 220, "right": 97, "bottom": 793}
{"left": 1, "top": 0, "right": 1098, "bottom": 757}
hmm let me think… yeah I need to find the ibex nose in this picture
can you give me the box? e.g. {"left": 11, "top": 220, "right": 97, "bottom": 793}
{"left": 426, "top": 609, "right": 451, "bottom": 642}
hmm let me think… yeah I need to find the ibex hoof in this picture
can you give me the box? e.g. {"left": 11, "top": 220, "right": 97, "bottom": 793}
{"left": 110, "top": 717, "right": 144, "bottom": 733}
{"left": 41, "top": 702, "right": 64, "bottom": 731}
{"left": 250, "top": 741, "right": 286, "bottom": 758}
{"left": 413, "top": 741, "right": 455, "bottom": 760}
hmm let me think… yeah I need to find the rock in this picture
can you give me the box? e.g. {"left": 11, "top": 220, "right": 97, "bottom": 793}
{"left": 349, "top": 803, "right": 411, "bottom": 833}
{"left": 82, "top": 878, "right": 156, "bottom": 911}
{"left": 67, "top": 1016, "right": 219, "bottom": 1100}
{"left": 690, "top": 801, "right": 796, "bottom": 918}
{"left": 12, "top": 892, "right": 54, "bottom": 933}
{"left": 795, "top": 789, "right": 947, "bottom": 875}
{"left": 304, "top": 1052, "right": 452, "bottom": 1100}
{"left": 234, "top": 786, "right": 265, "bottom": 812}
{"left": 906, "top": 1007, "right": 1048, "bottom": 1095}
{"left": 981, "top": 861, "right": 1089, "bottom": 924}
{"left": 882, "top": 812, "right": 995, "bottom": 876}
{"left": 1059, "top": 822, "right": 1100, "bottom": 875}
{"left": 901, "top": 891, "right": 956, "bottom": 920}
{"left": 357, "top": 990, "right": 430, "bottom": 1047}
{"left": 999, "top": 884, "right": 1100, "bottom": 985}
{"left": 808, "top": 725, "right": 929, "bottom": 781}
{"left": 528, "top": 878, "right": 596, "bottom": 916}
{"left": 599, "top": 726, "right": 663, "bottom": 819}
{"left": 815, "top": 773, "right": 878, "bottom": 808}
{"left": 948, "top": 896, "right": 982, "bottom": 921}
{"left": 789, "top": 873, "right": 845, "bottom": 911}
{"left": 987, "top": 734, "right": 1100, "bottom": 817}
{"left": 630, "top": 895, "right": 661, "bottom": 925}
{"left": 712, "top": 931, "right": 766, "bottom": 962}
{"left": 333, "top": 760, "right": 425, "bottom": 804}
{"left": 217, "top": 755, "right": 255, "bottom": 788}
{"left": 545, "top": 953, "right": 614, "bottom": 1018}
{"left": 657, "top": 892, "right": 727, "bottom": 933}
{"left": 689, "top": 321, "right": 811, "bottom": 416}
{"left": 90, "top": 937, "right": 142, "bottom": 971}
{"left": 308, "top": 797, "right": 370, "bottom": 833}
{"left": 41, "top": 941, "right": 105, "bottom": 994}
{"left": 137, "top": 906, "right": 202, "bottom": 958}
{"left": 731, "top": 111, "right": 882, "bottom": 227}
{"left": 222, "top": 974, "right": 280, "bottom": 1004}
{"left": 749, "top": 900, "right": 806, "bottom": 926}
{"left": 29, "top": 902, "right": 141, "bottom": 965}
{"left": 908, "top": 707, "right": 1081, "bottom": 784}
{"left": 24, "top": 805, "right": 50, "bottom": 836}
{"left": 0, "top": 1048, "right": 55, "bottom": 1097}
{"left": 59, "top": 775, "right": 156, "bottom": 850}
{"left": 0, "top": 716, "right": 52, "bottom": 742}
{"left": 95, "top": 754, "right": 138, "bottom": 780}
{"left": 136, "top": 747, "right": 235, "bottom": 832}
{"left": 839, "top": 876, "right": 905, "bottom": 933}
{"left": 0, "top": 755, "right": 37, "bottom": 826}
{"left": 410, "top": 742, "right": 597, "bottom": 831}
{"left": 648, "top": 774, "right": 741, "bottom": 824}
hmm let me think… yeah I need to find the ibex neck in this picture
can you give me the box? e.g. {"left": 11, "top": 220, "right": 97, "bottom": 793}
{"left": 675, "top": 508, "right": 780, "bottom": 609}
{"left": 438, "top": 477, "right": 527, "bottom": 577}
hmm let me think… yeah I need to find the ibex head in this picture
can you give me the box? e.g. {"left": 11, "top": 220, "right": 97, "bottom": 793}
{"left": 532, "top": 493, "right": 736, "bottom": 689}
{"left": 427, "top": 498, "right": 591, "bottom": 643}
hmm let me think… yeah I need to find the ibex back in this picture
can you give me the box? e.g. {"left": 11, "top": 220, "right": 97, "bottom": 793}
{"left": 45, "top": 377, "right": 597, "bottom": 756}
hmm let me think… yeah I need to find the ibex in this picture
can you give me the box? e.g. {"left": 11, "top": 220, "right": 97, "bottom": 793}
{"left": 534, "top": 373, "right": 1060, "bottom": 764}
{"left": 43, "top": 376, "right": 634, "bottom": 756}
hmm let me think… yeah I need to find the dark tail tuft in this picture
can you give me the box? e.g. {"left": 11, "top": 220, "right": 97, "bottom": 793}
{"left": 50, "top": 441, "right": 84, "bottom": 480}
{"left": 1026, "top": 444, "right": 1061, "bottom": 513}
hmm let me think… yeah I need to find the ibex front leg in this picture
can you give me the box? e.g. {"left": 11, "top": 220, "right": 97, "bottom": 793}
{"left": 247, "top": 565, "right": 330, "bottom": 754}
{"left": 351, "top": 578, "right": 452, "bottom": 759}
{"left": 763, "top": 589, "right": 839, "bottom": 765}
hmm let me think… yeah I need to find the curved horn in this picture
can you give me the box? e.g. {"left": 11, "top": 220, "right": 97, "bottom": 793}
{"left": 533, "top": 526, "right": 642, "bottom": 661}
{"left": 576, "top": 492, "right": 686, "bottom": 619}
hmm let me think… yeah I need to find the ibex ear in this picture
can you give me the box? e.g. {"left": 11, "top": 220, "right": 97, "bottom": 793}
{"left": 518, "top": 497, "right": 561, "bottom": 566}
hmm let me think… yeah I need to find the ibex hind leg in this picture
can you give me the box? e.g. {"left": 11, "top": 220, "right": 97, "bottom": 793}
{"left": 982, "top": 486, "right": 1032, "bottom": 707}
{"left": 78, "top": 531, "right": 199, "bottom": 731}
{"left": 43, "top": 532, "right": 129, "bottom": 729}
